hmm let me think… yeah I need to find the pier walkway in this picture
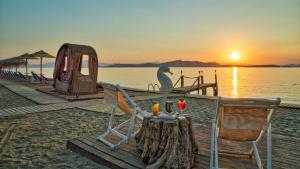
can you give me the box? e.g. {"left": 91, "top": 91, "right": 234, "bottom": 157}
{"left": 172, "top": 70, "right": 218, "bottom": 96}
{"left": 0, "top": 99, "right": 101, "bottom": 118}
{"left": 0, "top": 79, "right": 67, "bottom": 104}
{"left": 0, "top": 79, "right": 165, "bottom": 118}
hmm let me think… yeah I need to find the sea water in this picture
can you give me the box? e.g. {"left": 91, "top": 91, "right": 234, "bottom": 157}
{"left": 17, "top": 67, "right": 300, "bottom": 104}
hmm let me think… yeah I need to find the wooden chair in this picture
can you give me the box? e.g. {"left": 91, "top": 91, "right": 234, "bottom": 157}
{"left": 210, "top": 97, "right": 281, "bottom": 169}
{"left": 96, "top": 82, "right": 151, "bottom": 149}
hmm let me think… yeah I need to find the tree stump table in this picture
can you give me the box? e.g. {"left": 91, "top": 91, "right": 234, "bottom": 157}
{"left": 135, "top": 115, "right": 198, "bottom": 169}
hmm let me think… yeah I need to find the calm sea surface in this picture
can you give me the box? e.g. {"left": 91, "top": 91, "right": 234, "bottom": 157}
{"left": 18, "top": 67, "right": 300, "bottom": 104}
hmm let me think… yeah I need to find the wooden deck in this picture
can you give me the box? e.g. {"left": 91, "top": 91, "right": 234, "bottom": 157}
{"left": 0, "top": 79, "right": 67, "bottom": 104}
{"left": 67, "top": 123, "right": 300, "bottom": 169}
{"left": 0, "top": 99, "right": 101, "bottom": 118}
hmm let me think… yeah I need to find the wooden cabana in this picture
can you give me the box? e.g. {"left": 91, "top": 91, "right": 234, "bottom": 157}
{"left": 53, "top": 43, "right": 98, "bottom": 95}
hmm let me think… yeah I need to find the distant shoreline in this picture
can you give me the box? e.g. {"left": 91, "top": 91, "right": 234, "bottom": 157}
{"left": 27, "top": 59, "right": 300, "bottom": 68}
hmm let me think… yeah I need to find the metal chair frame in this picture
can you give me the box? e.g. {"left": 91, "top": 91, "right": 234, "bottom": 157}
{"left": 96, "top": 82, "right": 151, "bottom": 149}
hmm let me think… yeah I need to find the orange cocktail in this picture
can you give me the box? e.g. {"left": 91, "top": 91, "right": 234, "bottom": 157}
{"left": 152, "top": 103, "right": 159, "bottom": 116}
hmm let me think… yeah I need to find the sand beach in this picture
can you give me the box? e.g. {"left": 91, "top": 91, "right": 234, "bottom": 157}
{"left": 0, "top": 80, "right": 299, "bottom": 168}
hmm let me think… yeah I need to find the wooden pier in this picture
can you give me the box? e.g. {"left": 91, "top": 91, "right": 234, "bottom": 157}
{"left": 172, "top": 70, "right": 218, "bottom": 96}
{"left": 66, "top": 123, "right": 300, "bottom": 169}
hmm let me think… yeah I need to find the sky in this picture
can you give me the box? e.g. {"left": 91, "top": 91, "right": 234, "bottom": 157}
{"left": 0, "top": 0, "right": 299, "bottom": 65}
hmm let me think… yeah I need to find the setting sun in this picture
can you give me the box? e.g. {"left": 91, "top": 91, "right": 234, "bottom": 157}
{"left": 230, "top": 52, "right": 241, "bottom": 61}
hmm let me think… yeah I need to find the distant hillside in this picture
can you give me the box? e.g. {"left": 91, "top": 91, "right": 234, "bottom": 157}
{"left": 108, "top": 60, "right": 300, "bottom": 67}
{"left": 109, "top": 60, "right": 221, "bottom": 67}
{"left": 160, "top": 60, "right": 221, "bottom": 67}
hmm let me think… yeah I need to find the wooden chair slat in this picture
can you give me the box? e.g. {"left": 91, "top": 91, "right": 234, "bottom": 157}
{"left": 218, "top": 98, "right": 279, "bottom": 142}
{"left": 219, "top": 129, "right": 261, "bottom": 141}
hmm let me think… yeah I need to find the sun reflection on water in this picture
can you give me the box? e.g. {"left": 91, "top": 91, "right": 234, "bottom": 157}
{"left": 232, "top": 67, "right": 238, "bottom": 97}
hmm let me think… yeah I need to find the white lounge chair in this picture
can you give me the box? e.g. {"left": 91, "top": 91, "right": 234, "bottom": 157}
{"left": 210, "top": 97, "right": 281, "bottom": 169}
{"left": 96, "top": 82, "right": 151, "bottom": 149}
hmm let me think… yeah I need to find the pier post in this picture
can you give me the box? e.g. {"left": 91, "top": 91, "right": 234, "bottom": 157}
{"left": 200, "top": 71, "right": 206, "bottom": 95}
{"left": 181, "top": 70, "right": 184, "bottom": 88}
{"left": 197, "top": 71, "right": 200, "bottom": 94}
{"left": 214, "top": 70, "right": 218, "bottom": 96}
{"left": 200, "top": 71, "right": 204, "bottom": 84}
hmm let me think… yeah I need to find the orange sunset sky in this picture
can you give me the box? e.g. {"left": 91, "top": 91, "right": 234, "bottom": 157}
{"left": 0, "top": 0, "right": 299, "bottom": 65}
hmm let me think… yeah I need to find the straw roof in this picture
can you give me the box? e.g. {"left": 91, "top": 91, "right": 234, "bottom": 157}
{"left": 15, "top": 53, "right": 38, "bottom": 60}
{"left": 0, "top": 50, "right": 55, "bottom": 71}
{"left": 0, "top": 57, "right": 26, "bottom": 66}
{"left": 31, "top": 50, "right": 55, "bottom": 58}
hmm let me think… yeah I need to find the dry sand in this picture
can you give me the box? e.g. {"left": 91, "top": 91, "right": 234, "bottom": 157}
{"left": 0, "top": 85, "right": 299, "bottom": 169}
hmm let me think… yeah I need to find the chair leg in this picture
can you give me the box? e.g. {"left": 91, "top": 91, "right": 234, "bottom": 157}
{"left": 127, "top": 110, "right": 137, "bottom": 141}
{"left": 210, "top": 119, "right": 215, "bottom": 169}
{"left": 107, "top": 108, "right": 115, "bottom": 132}
{"left": 214, "top": 128, "right": 219, "bottom": 169}
{"left": 252, "top": 141, "right": 263, "bottom": 169}
{"left": 267, "top": 123, "right": 272, "bottom": 169}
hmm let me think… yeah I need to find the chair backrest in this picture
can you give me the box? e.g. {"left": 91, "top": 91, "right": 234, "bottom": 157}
{"left": 31, "top": 72, "right": 42, "bottom": 81}
{"left": 40, "top": 74, "right": 49, "bottom": 81}
{"left": 18, "top": 72, "right": 26, "bottom": 80}
{"left": 101, "top": 82, "right": 134, "bottom": 116}
{"left": 216, "top": 97, "right": 280, "bottom": 141}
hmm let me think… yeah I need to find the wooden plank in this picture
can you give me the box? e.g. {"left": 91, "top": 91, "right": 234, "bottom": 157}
{"left": 2, "top": 109, "right": 15, "bottom": 116}
{"left": 13, "top": 107, "right": 30, "bottom": 115}
{"left": 1, "top": 109, "right": 14, "bottom": 116}
{"left": 21, "top": 106, "right": 38, "bottom": 114}
{"left": 10, "top": 108, "right": 24, "bottom": 115}
{"left": 82, "top": 137, "right": 146, "bottom": 169}
{"left": 0, "top": 111, "right": 9, "bottom": 117}
{"left": 67, "top": 139, "right": 138, "bottom": 169}
{"left": 173, "top": 83, "right": 216, "bottom": 93}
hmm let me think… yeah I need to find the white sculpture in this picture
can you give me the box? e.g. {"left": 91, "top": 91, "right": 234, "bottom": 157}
{"left": 157, "top": 66, "right": 173, "bottom": 92}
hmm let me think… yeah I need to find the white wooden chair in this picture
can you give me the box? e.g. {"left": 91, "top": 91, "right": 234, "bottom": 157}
{"left": 210, "top": 97, "right": 281, "bottom": 169}
{"left": 96, "top": 82, "right": 151, "bottom": 149}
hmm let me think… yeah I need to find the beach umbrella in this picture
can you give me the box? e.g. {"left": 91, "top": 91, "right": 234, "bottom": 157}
{"left": 30, "top": 50, "right": 55, "bottom": 75}
{"left": 8, "top": 58, "right": 26, "bottom": 72}
{"left": 0, "top": 58, "right": 26, "bottom": 72}
{"left": 14, "top": 53, "right": 38, "bottom": 76}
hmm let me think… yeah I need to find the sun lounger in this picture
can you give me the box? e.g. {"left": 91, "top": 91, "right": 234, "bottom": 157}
{"left": 96, "top": 82, "right": 151, "bottom": 149}
{"left": 40, "top": 74, "right": 50, "bottom": 82}
{"left": 210, "top": 97, "right": 281, "bottom": 169}
{"left": 31, "top": 72, "right": 42, "bottom": 82}
{"left": 13, "top": 72, "right": 22, "bottom": 80}
{"left": 18, "top": 72, "right": 27, "bottom": 80}
{"left": 8, "top": 71, "right": 16, "bottom": 80}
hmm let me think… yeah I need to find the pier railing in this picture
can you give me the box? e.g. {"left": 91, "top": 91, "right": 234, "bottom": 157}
{"left": 147, "top": 70, "right": 218, "bottom": 96}
{"left": 148, "top": 83, "right": 160, "bottom": 92}
{"left": 173, "top": 70, "right": 218, "bottom": 95}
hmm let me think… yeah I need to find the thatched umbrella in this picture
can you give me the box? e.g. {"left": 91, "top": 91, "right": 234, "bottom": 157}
{"left": 14, "top": 53, "right": 38, "bottom": 76}
{"left": 30, "top": 50, "right": 55, "bottom": 75}
{"left": 0, "top": 58, "right": 26, "bottom": 72}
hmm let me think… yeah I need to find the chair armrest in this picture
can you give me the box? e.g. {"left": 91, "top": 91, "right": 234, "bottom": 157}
{"left": 136, "top": 107, "right": 151, "bottom": 117}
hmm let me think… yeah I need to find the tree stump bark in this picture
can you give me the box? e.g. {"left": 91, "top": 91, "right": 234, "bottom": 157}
{"left": 135, "top": 116, "right": 198, "bottom": 169}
